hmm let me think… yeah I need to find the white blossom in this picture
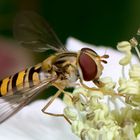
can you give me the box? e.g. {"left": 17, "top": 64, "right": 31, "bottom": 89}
{"left": 64, "top": 37, "right": 140, "bottom": 140}
{"left": 129, "top": 64, "right": 140, "bottom": 80}
{"left": 118, "top": 78, "right": 140, "bottom": 95}
{"left": 117, "top": 41, "right": 132, "bottom": 65}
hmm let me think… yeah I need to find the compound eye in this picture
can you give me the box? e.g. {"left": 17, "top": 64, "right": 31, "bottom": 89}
{"left": 79, "top": 51, "right": 97, "bottom": 81}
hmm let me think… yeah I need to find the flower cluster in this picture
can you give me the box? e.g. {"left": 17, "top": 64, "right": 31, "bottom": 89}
{"left": 64, "top": 88, "right": 121, "bottom": 140}
{"left": 117, "top": 41, "right": 140, "bottom": 107}
{"left": 63, "top": 32, "right": 140, "bottom": 140}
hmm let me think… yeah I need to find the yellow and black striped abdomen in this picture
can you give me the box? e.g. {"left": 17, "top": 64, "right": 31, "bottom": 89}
{"left": 0, "top": 63, "right": 43, "bottom": 96}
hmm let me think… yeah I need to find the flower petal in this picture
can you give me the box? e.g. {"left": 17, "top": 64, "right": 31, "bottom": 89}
{"left": 0, "top": 98, "right": 78, "bottom": 140}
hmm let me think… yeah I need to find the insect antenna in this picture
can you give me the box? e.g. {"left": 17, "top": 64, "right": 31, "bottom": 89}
{"left": 99, "top": 48, "right": 109, "bottom": 63}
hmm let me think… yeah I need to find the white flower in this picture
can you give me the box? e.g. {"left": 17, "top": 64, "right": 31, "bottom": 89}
{"left": 118, "top": 78, "right": 140, "bottom": 95}
{"left": 65, "top": 37, "right": 140, "bottom": 140}
{"left": 99, "top": 77, "right": 116, "bottom": 91}
{"left": 0, "top": 98, "right": 78, "bottom": 140}
{"left": 64, "top": 107, "right": 79, "bottom": 121}
{"left": 64, "top": 87, "right": 125, "bottom": 140}
{"left": 117, "top": 41, "right": 131, "bottom": 52}
{"left": 64, "top": 87, "right": 119, "bottom": 139}
{"left": 129, "top": 64, "right": 140, "bottom": 80}
{"left": 117, "top": 41, "right": 132, "bottom": 65}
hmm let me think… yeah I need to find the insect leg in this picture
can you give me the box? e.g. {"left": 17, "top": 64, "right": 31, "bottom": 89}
{"left": 79, "top": 78, "right": 100, "bottom": 91}
{"left": 93, "top": 79, "right": 105, "bottom": 88}
{"left": 41, "top": 83, "right": 71, "bottom": 124}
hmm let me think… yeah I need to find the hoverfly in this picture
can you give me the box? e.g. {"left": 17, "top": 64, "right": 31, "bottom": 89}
{"left": 0, "top": 11, "right": 109, "bottom": 123}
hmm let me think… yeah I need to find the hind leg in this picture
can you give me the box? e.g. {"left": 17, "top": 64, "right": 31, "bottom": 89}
{"left": 41, "top": 83, "right": 72, "bottom": 124}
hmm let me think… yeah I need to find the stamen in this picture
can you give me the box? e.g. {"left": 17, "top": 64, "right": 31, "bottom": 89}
{"left": 129, "top": 37, "right": 138, "bottom": 47}
{"left": 130, "top": 37, "right": 140, "bottom": 61}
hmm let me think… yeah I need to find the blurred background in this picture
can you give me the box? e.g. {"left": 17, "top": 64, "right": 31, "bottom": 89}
{"left": 0, "top": 0, "right": 140, "bottom": 98}
{"left": 0, "top": 0, "right": 140, "bottom": 47}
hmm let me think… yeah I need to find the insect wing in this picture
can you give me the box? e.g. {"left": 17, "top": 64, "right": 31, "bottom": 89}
{"left": 0, "top": 80, "right": 50, "bottom": 123}
{"left": 13, "top": 11, "right": 66, "bottom": 53}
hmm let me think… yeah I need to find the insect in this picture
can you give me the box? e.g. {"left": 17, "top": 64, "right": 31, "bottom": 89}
{"left": 0, "top": 12, "right": 109, "bottom": 123}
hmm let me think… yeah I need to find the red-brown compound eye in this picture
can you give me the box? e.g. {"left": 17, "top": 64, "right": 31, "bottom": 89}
{"left": 79, "top": 51, "right": 97, "bottom": 81}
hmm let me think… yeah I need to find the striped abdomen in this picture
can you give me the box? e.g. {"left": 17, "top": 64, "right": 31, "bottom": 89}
{"left": 0, "top": 63, "right": 46, "bottom": 96}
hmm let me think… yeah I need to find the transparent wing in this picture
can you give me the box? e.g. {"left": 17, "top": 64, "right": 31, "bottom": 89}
{"left": 0, "top": 80, "right": 50, "bottom": 123}
{"left": 13, "top": 11, "right": 66, "bottom": 53}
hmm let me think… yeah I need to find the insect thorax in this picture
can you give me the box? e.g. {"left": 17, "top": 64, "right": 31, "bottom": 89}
{"left": 42, "top": 53, "right": 78, "bottom": 87}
